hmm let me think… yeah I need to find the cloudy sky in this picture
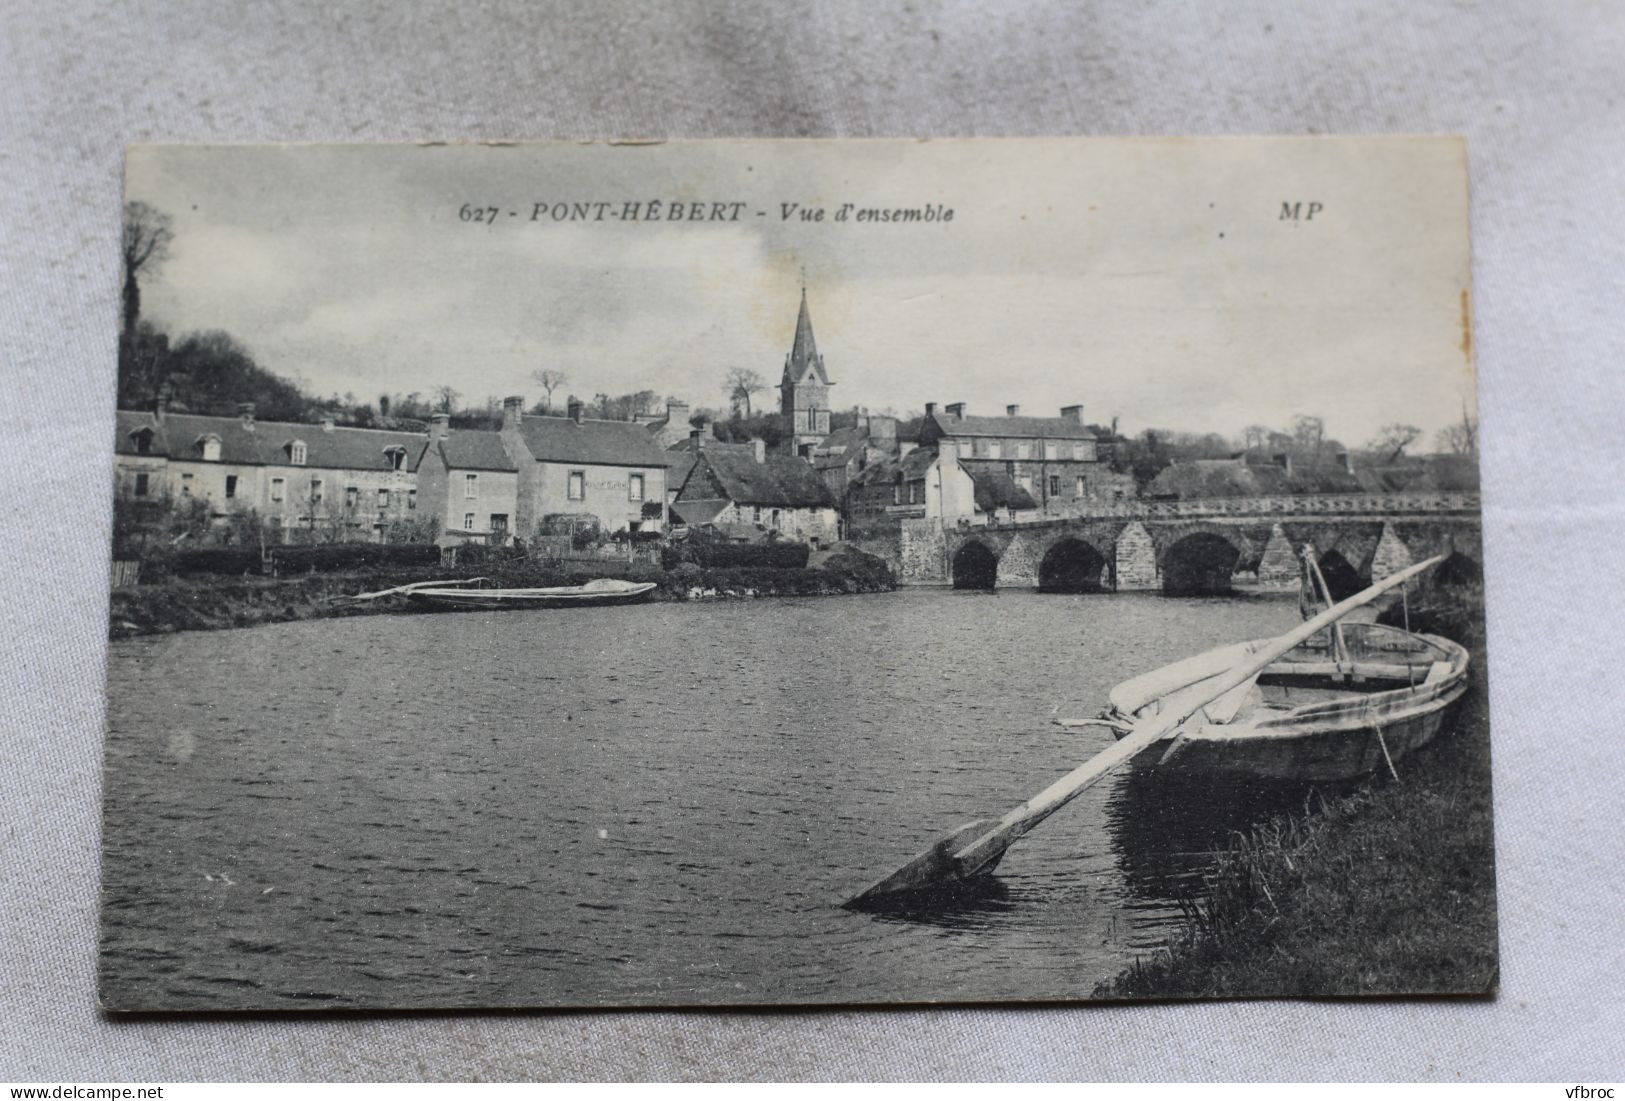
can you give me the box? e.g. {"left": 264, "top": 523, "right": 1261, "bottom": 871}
{"left": 125, "top": 138, "right": 1474, "bottom": 445}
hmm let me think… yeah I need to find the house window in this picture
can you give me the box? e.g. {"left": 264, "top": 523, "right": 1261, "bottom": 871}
{"left": 407, "top": 489, "right": 417, "bottom": 510}
{"left": 464, "top": 473, "right": 479, "bottom": 499}
{"left": 345, "top": 486, "right": 359, "bottom": 508}
{"left": 1079, "top": 441, "right": 1097, "bottom": 462}
{"left": 377, "top": 488, "right": 390, "bottom": 508}
{"left": 290, "top": 440, "right": 307, "bottom": 465}
{"left": 1017, "top": 442, "right": 1031, "bottom": 460}
{"left": 628, "top": 473, "right": 645, "bottom": 502}
{"left": 225, "top": 474, "right": 237, "bottom": 499}
{"left": 133, "top": 430, "right": 152, "bottom": 455}
{"left": 270, "top": 477, "right": 285, "bottom": 502}
{"left": 310, "top": 479, "right": 323, "bottom": 504}
{"left": 771, "top": 509, "right": 782, "bottom": 530}
{"left": 464, "top": 513, "right": 476, "bottom": 531}
{"left": 385, "top": 446, "right": 406, "bottom": 471}
{"left": 133, "top": 472, "right": 149, "bottom": 497}
{"left": 1076, "top": 475, "right": 1087, "bottom": 498}
{"left": 201, "top": 436, "right": 221, "bottom": 462}
{"left": 754, "top": 505, "right": 763, "bottom": 523}
{"left": 568, "top": 470, "right": 585, "bottom": 500}
{"left": 1048, "top": 474, "right": 1061, "bottom": 497}
{"left": 490, "top": 514, "right": 509, "bottom": 537}
{"left": 180, "top": 473, "right": 193, "bottom": 495}
{"left": 986, "top": 441, "right": 1001, "bottom": 459}
{"left": 1044, "top": 441, "right": 1059, "bottom": 460}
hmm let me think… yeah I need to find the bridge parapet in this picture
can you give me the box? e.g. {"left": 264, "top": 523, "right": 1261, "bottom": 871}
{"left": 961, "top": 492, "right": 1480, "bottom": 529}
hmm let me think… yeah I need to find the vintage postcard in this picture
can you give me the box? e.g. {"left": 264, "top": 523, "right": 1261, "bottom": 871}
{"left": 102, "top": 137, "right": 1494, "bottom": 1011}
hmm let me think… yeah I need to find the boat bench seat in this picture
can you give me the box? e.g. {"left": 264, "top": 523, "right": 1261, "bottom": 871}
{"left": 1422, "top": 661, "right": 1452, "bottom": 685}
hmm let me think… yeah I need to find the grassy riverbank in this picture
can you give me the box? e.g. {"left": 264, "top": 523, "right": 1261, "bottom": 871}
{"left": 108, "top": 547, "right": 896, "bottom": 639}
{"left": 1096, "top": 587, "right": 1498, "bottom": 999}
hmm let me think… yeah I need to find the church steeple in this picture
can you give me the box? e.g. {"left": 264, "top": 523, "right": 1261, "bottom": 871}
{"left": 782, "top": 285, "right": 829, "bottom": 386}
{"left": 780, "top": 285, "right": 833, "bottom": 456}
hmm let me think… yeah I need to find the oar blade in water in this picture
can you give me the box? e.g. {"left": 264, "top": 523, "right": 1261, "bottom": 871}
{"left": 843, "top": 818, "right": 1000, "bottom": 908}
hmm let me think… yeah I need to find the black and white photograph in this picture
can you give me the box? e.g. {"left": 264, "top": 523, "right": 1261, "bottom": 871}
{"left": 99, "top": 136, "right": 1494, "bottom": 1012}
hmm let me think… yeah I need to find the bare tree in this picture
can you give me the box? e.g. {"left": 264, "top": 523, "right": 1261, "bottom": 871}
{"left": 432, "top": 385, "right": 460, "bottom": 414}
{"left": 1291, "top": 414, "right": 1326, "bottom": 459}
{"left": 1436, "top": 405, "right": 1479, "bottom": 456}
{"left": 1368, "top": 423, "right": 1422, "bottom": 463}
{"left": 122, "top": 202, "right": 174, "bottom": 338}
{"left": 530, "top": 368, "right": 568, "bottom": 411}
{"left": 724, "top": 368, "right": 767, "bottom": 418}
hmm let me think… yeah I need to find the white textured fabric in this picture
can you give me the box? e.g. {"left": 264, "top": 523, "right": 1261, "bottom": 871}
{"left": 2, "top": 0, "right": 1622, "bottom": 1082}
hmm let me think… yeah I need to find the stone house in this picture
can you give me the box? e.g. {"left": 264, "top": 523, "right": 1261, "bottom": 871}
{"left": 497, "top": 396, "right": 670, "bottom": 537}
{"left": 918, "top": 401, "right": 1133, "bottom": 513}
{"left": 847, "top": 441, "right": 1041, "bottom": 532}
{"left": 113, "top": 400, "right": 424, "bottom": 542}
{"left": 670, "top": 437, "right": 840, "bottom": 545}
{"left": 414, "top": 413, "right": 520, "bottom": 545}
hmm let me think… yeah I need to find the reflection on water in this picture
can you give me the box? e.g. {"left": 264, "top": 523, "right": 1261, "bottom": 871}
{"left": 101, "top": 588, "right": 1304, "bottom": 1010}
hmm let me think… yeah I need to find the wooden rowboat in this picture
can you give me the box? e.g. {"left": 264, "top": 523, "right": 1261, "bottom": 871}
{"left": 405, "top": 578, "right": 657, "bottom": 610}
{"left": 1084, "top": 621, "right": 1470, "bottom": 783}
{"left": 845, "top": 556, "right": 1449, "bottom": 905}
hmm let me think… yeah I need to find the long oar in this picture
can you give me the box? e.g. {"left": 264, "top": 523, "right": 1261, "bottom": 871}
{"left": 844, "top": 554, "right": 1445, "bottom": 907}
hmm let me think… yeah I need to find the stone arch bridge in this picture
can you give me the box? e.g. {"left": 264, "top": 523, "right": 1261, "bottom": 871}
{"left": 884, "top": 493, "right": 1482, "bottom": 595}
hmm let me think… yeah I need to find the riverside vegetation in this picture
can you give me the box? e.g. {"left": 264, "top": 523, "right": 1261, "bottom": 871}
{"left": 1095, "top": 583, "right": 1496, "bottom": 999}
{"left": 108, "top": 544, "right": 898, "bottom": 639}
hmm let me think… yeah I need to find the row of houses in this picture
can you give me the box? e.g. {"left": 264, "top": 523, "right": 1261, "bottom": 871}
{"left": 114, "top": 289, "right": 1472, "bottom": 551}
{"left": 111, "top": 290, "right": 1138, "bottom": 548}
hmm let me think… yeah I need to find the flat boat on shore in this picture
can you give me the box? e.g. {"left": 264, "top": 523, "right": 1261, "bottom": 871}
{"left": 405, "top": 578, "right": 657, "bottom": 610}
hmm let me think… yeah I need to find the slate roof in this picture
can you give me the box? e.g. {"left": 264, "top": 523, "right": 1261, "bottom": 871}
{"left": 679, "top": 448, "right": 837, "bottom": 509}
{"left": 115, "top": 410, "right": 425, "bottom": 472}
{"left": 928, "top": 410, "right": 1097, "bottom": 441}
{"left": 513, "top": 415, "right": 671, "bottom": 468}
{"left": 851, "top": 447, "right": 938, "bottom": 488}
{"left": 669, "top": 498, "right": 731, "bottom": 526}
{"left": 430, "top": 430, "right": 517, "bottom": 472}
{"left": 970, "top": 469, "right": 1039, "bottom": 512}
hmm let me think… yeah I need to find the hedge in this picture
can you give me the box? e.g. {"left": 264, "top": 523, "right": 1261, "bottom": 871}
{"left": 270, "top": 543, "right": 441, "bottom": 572}
{"left": 170, "top": 548, "right": 266, "bottom": 576}
{"left": 660, "top": 541, "right": 811, "bottom": 571}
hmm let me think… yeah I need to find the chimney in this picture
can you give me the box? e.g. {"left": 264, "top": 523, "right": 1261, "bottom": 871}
{"left": 321, "top": 412, "right": 335, "bottom": 433}
{"left": 502, "top": 395, "right": 524, "bottom": 431}
{"left": 666, "top": 398, "right": 689, "bottom": 426}
{"left": 1006, "top": 404, "right": 1021, "bottom": 417}
{"left": 1060, "top": 404, "right": 1084, "bottom": 424}
{"left": 237, "top": 401, "right": 255, "bottom": 428}
{"left": 924, "top": 402, "right": 937, "bottom": 418}
{"left": 1272, "top": 452, "right": 1293, "bottom": 476}
{"left": 944, "top": 402, "right": 966, "bottom": 419}
{"left": 1337, "top": 450, "right": 1353, "bottom": 474}
{"left": 431, "top": 412, "right": 451, "bottom": 440}
{"left": 566, "top": 396, "right": 584, "bottom": 424}
{"left": 752, "top": 438, "right": 766, "bottom": 464}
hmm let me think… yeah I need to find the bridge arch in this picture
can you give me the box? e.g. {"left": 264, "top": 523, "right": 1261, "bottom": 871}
{"left": 951, "top": 539, "right": 999, "bottom": 590}
{"left": 1162, "top": 532, "right": 1244, "bottom": 595}
{"left": 1315, "top": 548, "right": 1366, "bottom": 602}
{"left": 1038, "top": 537, "right": 1109, "bottom": 593}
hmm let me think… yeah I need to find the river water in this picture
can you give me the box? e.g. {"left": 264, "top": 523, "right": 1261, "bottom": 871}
{"left": 100, "top": 589, "right": 1302, "bottom": 1010}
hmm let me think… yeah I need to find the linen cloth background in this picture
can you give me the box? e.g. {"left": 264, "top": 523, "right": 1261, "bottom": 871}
{"left": 2, "top": 0, "right": 1622, "bottom": 1082}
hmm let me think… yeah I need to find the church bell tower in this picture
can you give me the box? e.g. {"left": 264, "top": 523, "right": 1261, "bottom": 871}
{"left": 780, "top": 286, "right": 833, "bottom": 456}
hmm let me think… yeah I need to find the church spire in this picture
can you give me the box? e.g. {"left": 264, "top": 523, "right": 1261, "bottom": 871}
{"left": 783, "top": 284, "right": 828, "bottom": 384}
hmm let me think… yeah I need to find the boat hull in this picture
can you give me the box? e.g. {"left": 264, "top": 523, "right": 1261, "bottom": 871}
{"left": 1105, "top": 627, "right": 1471, "bottom": 784}
{"left": 405, "top": 581, "right": 657, "bottom": 610}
